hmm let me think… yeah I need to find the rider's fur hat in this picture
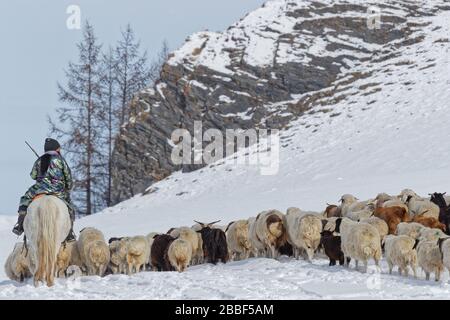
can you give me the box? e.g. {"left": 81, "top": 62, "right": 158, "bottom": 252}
{"left": 44, "top": 138, "right": 61, "bottom": 152}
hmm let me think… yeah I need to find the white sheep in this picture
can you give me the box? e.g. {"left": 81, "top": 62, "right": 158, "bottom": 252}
{"left": 255, "top": 210, "right": 286, "bottom": 259}
{"left": 4, "top": 242, "right": 32, "bottom": 282}
{"left": 77, "top": 227, "right": 110, "bottom": 276}
{"left": 417, "top": 240, "right": 443, "bottom": 281}
{"left": 226, "top": 220, "right": 251, "bottom": 261}
{"left": 438, "top": 238, "right": 450, "bottom": 279}
{"left": 339, "top": 194, "right": 358, "bottom": 216}
{"left": 346, "top": 208, "right": 374, "bottom": 221}
{"left": 337, "top": 218, "right": 381, "bottom": 272}
{"left": 169, "top": 227, "right": 203, "bottom": 265}
{"left": 383, "top": 235, "right": 418, "bottom": 277}
{"left": 56, "top": 240, "right": 83, "bottom": 278}
{"left": 360, "top": 217, "right": 389, "bottom": 242}
{"left": 109, "top": 238, "right": 129, "bottom": 274}
{"left": 396, "top": 222, "right": 425, "bottom": 239}
{"left": 126, "top": 236, "right": 150, "bottom": 274}
{"left": 167, "top": 238, "right": 192, "bottom": 272}
{"left": 405, "top": 196, "right": 439, "bottom": 219}
{"left": 375, "top": 193, "right": 396, "bottom": 206}
{"left": 340, "top": 194, "right": 375, "bottom": 218}
{"left": 284, "top": 207, "right": 322, "bottom": 261}
{"left": 399, "top": 189, "right": 422, "bottom": 202}
{"left": 248, "top": 216, "right": 266, "bottom": 258}
{"left": 419, "top": 227, "right": 446, "bottom": 242}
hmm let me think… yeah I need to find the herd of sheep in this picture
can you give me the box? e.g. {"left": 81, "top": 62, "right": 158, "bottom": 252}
{"left": 5, "top": 188, "right": 450, "bottom": 285}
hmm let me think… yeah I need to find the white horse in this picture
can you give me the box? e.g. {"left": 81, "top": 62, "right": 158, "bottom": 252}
{"left": 23, "top": 195, "right": 71, "bottom": 287}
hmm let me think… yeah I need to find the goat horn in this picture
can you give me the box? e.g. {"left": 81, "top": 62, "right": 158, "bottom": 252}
{"left": 194, "top": 220, "right": 206, "bottom": 227}
{"left": 207, "top": 220, "right": 221, "bottom": 227}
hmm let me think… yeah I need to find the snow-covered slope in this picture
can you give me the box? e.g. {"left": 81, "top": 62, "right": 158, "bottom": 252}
{"left": 112, "top": 0, "right": 450, "bottom": 202}
{"left": 1, "top": 3, "right": 450, "bottom": 299}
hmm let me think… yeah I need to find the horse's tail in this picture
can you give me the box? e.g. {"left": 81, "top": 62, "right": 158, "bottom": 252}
{"left": 35, "top": 197, "right": 58, "bottom": 286}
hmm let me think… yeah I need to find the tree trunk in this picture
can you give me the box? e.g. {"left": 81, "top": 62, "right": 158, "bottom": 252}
{"left": 86, "top": 62, "right": 93, "bottom": 215}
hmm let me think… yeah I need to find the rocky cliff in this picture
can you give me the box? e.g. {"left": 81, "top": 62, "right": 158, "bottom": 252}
{"left": 111, "top": 0, "right": 449, "bottom": 204}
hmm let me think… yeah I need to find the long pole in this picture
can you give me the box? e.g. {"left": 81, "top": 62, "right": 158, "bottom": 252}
{"left": 25, "top": 141, "right": 39, "bottom": 158}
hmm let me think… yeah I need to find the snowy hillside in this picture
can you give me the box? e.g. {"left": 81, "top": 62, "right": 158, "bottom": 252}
{"left": 1, "top": 2, "right": 450, "bottom": 299}
{"left": 112, "top": 0, "right": 450, "bottom": 203}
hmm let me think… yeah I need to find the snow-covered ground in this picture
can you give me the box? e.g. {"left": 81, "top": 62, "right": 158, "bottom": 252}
{"left": 1, "top": 5, "right": 450, "bottom": 300}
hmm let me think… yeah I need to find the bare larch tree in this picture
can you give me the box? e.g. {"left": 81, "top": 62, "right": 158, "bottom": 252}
{"left": 49, "top": 21, "right": 103, "bottom": 215}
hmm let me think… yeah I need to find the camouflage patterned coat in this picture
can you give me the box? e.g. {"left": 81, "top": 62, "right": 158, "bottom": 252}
{"left": 19, "top": 151, "right": 73, "bottom": 211}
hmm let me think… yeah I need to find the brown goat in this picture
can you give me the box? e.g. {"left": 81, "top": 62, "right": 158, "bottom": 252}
{"left": 373, "top": 206, "right": 410, "bottom": 235}
{"left": 413, "top": 215, "right": 446, "bottom": 231}
{"left": 324, "top": 204, "right": 342, "bottom": 218}
{"left": 150, "top": 234, "right": 176, "bottom": 271}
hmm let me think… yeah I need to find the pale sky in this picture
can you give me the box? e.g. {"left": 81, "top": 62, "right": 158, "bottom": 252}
{"left": 0, "top": 0, "right": 266, "bottom": 215}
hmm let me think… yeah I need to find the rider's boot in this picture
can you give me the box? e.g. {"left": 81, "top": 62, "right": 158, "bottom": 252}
{"left": 64, "top": 207, "right": 76, "bottom": 242}
{"left": 65, "top": 226, "right": 76, "bottom": 242}
{"left": 12, "top": 206, "right": 28, "bottom": 236}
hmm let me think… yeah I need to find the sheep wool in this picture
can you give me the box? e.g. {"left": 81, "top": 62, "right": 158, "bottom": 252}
{"left": 167, "top": 239, "right": 193, "bottom": 272}
{"left": 383, "top": 235, "right": 417, "bottom": 278}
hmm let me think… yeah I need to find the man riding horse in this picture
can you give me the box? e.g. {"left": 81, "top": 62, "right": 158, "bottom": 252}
{"left": 12, "top": 138, "right": 76, "bottom": 241}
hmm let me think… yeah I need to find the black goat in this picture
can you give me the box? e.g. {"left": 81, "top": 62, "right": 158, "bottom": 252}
{"left": 195, "top": 220, "right": 229, "bottom": 264}
{"left": 150, "top": 234, "right": 176, "bottom": 271}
